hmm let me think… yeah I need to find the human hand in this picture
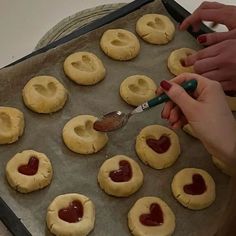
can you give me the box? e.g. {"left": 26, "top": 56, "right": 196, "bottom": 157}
{"left": 157, "top": 73, "right": 236, "bottom": 164}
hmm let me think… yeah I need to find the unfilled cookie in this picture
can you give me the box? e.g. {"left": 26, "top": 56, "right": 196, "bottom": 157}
{"left": 22, "top": 75, "right": 68, "bottom": 114}
{"left": 128, "top": 196, "right": 175, "bottom": 236}
{"left": 64, "top": 52, "right": 106, "bottom": 85}
{"left": 136, "top": 125, "right": 181, "bottom": 169}
{"left": 100, "top": 29, "right": 140, "bottom": 60}
{"left": 136, "top": 14, "right": 175, "bottom": 44}
{"left": 0, "top": 106, "right": 24, "bottom": 144}
{"left": 6, "top": 150, "right": 53, "bottom": 193}
{"left": 46, "top": 193, "right": 95, "bottom": 236}
{"left": 171, "top": 168, "right": 216, "bottom": 210}
{"left": 120, "top": 75, "right": 157, "bottom": 106}
{"left": 98, "top": 155, "right": 143, "bottom": 197}
{"left": 168, "top": 48, "right": 196, "bottom": 75}
{"left": 63, "top": 115, "right": 108, "bottom": 154}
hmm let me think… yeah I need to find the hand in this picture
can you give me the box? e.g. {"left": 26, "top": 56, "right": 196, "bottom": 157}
{"left": 156, "top": 73, "right": 236, "bottom": 165}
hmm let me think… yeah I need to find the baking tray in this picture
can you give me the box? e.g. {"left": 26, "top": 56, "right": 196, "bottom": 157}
{"left": 0, "top": 0, "right": 229, "bottom": 236}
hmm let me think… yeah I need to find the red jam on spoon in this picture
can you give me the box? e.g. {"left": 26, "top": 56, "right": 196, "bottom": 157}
{"left": 146, "top": 135, "right": 171, "bottom": 154}
{"left": 109, "top": 160, "right": 132, "bottom": 182}
{"left": 18, "top": 156, "right": 39, "bottom": 176}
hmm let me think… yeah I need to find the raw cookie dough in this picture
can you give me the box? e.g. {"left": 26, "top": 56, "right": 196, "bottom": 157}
{"left": 212, "top": 156, "right": 233, "bottom": 176}
{"left": 63, "top": 115, "right": 108, "bottom": 154}
{"left": 128, "top": 196, "right": 175, "bottom": 236}
{"left": 0, "top": 106, "right": 24, "bottom": 144}
{"left": 226, "top": 95, "right": 236, "bottom": 111}
{"left": 136, "top": 125, "right": 180, "bottom": 169}
{"left": 98, "top": 155, "right": 143, "bottom": 197}
{"left": 182, "top": 124, "right": 198, "bottom": 138}
{"left": 22, "top": 75, "right": 68, "bottom": 114}
{"left": 171, "top": 168, "right": 215, "bottom": 210}
{"left": 64, "top": 51, "right": 106, "bottom": 85}
{"left": 168, "top": 48, "right": 196, "bottom": 76}
{"left": 136, "top": 14, "right": 175, "bottom": 45}
{"left": 100, "top": 29, "right": 140, "bottom": 60}
{"left": 120, "top": 75, "right": 157, "bottom": 106}
{"left": 46, "top": 193, "right": 95, "bottom": 236}
{"left": 6, "top": 150, "right": 53, "bottom": 193}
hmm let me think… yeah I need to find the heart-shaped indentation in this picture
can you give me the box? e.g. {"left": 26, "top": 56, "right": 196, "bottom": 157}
{"left": 58, "top": 200, "right": 83, "bottom": 223}
{"left": 18, "top": 156, "right": 39, "bottom": 176}
{"left": 183, "top": 174, "right": 207, "bottom": 195}
{"left": 147, "top": 17, "right": 164, "bottom": 30}
{"left": 34, "top": 82, "right": 57, "bottom": 97}
{"left": 111, "top": 32, "right": 130, "bottom": 46}
{"left": 128, "top": 78, "right": 149, "bottom": 95}
{"left": 71, "top": 55, "right": 96, "bottom": 72}
{"left": 146, "top": 135, "right": 171, "bottom": 154}
{"left": 74, "top": 120, "right": 94, "bottom": 138}
{"left": 109, "top": 160, "right": 132, "bottom": 182}
{"left": 139, "top": 203, "right": 164, "bottom": 226}
{"left": 0, "top": 112, "right": 12, "bottom": 132}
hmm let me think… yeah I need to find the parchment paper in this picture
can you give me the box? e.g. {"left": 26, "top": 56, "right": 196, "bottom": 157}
{"left": 0, "top": 1, "right": 230, "bottom": 235}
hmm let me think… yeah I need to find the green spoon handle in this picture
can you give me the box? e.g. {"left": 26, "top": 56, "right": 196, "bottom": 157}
{"left": 147, "top": 79, "right": 198, "bottom": 108}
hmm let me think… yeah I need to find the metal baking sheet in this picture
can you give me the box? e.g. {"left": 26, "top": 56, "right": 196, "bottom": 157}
{"left": 0, "top": 0, "right": 230, "bottom": 235}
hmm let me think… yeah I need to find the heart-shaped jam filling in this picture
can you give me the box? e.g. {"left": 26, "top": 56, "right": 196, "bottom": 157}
{"left": 58, "top": 200, "right": 83, "bottom": 223}
{"left": 109, "top": 160, "right": 132, "bottom": 182}
{"left": 18, "top": 156, "right": 39, "bottom": 176}
{"left": 139, "top": 203, "right": 164, "bottom": 226}
{"left": 146, "top": 135, "right": 171, "bottom": 154}
{"left": 183, "top": 174, "right": 207, "bottom": 195}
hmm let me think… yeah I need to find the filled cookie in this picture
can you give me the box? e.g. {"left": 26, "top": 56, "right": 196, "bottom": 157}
{"left": 100, "top": 29, "right": 140, "bottom": 60}
{"left": 62, "top": 115, "right": 108, "bottom": 154}
{"left": 64, "top": 52, "right": 106, "bottom": 85}
{"left": 171, "top": 168, "right": 216, "bottom": 210}
{"left": 6, "top": 150, "right": 53, "bottom": 193}
{"left": 128, "top": 196, "right": 175, "bottom": 236}
{"left": 136, "top": 125, "right": 180, "bottom": 169}
{"left": 98, "top": 155, "right": 143, "bottom": 197}
{"left": 22, "top": 75, "right": 68, "bottom": 114}
{"left": 0, "top": 106, "right": 24, "bottom": 144}
{"left": 168, "top": 48, "right": 196, "bottom": 76}
{"left": 46, "top": 193, "right": 95, "bottom": 236}
{"left": 212, "top": 156, "right": 233, "bottom": 176}
{"left": 136, "top": 14, "right": 175, "bottom": 44}
{"left": 120, "top": 75, "right": 157, "bottom": 106}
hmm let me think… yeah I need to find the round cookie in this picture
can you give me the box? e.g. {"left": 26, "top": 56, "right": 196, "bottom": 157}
{"left": 171, "top": 168, "right": 215, "bottom": 210}
{"left": 182, "top": 124, "right": 198, "bottom": 138}
{"left": 128, "top": 196, "right": 175, "bottom": 236}
{"left": 120, "top": 75, "right": 157, "bottom": 106}
{"left": 168, "top": 48, "right": 196, "bottom": 76}
{"left": 226, "top": 95, "right": 236, "bottom": 111}
{"left": 64, "top": 52, "right": 106, "bottom": 85}
{"left": 98, "top": 155, "right": 143, "bottom": 197}
{"left": 6, "top": 150, "right": 53, "bottom": 193}
{"left": 136, "top": 125, "right": 180, "bottom": 169}
{"left": 136, "top": 14, "right": 175, "bottom": 45}
{"left": 22, "top": 75, "right": 68, "bottom": 114}
{"left": 63, "top": 115, "right": 108, "bottom": 154}
{"left": 0, "top": 106, "right": 24, "bottom": 144}
{"left": 46, "top": 193, "right": 95, "bottom": 236}
{"left": 212, "top": 156, "right": 233, "bottom": 176}
{"left": 100, "top": 29, "right": 140, "bottom": 60}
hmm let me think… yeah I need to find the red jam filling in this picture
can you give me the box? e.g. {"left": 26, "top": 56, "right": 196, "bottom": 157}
{"left": 183, "top": 174, "right": 207, "bottom": 195}
{"left": 109, "top": 160, "right": 132, "bottom": 182}
{"left": 180, "top": 58, "right": 186, "bottom": 67}
{"left": 18, "top": 156, "right": 39, "bottom": 176}
{"left": 146, "top": 135, "right": 171, "bottom": 154}
{"left": 58, "top": 200, "right": 83, "bottom": 223}
{"left": 139, "top": 203, "right": 164, "bottom": 226}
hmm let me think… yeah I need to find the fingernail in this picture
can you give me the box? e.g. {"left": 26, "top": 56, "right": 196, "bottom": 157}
{"left": 160, "top": 80, "right": 172, "bottom": 91}
{"left": 197, "top": 35, "right": 207, "bottom": 44}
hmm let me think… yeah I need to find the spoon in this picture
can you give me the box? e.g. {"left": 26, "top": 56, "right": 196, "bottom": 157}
{"left": 94, "top": 79, "right": 197, "bottom": 132}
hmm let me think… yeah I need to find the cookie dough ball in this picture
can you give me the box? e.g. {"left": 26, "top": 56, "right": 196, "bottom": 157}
{"left": 22, "top": 76, "right": 68, "bottom": 114}
{"left": 128, "top": 197, "right": 175, "bottom": 236}
{"left": 6, "top": 150, "right": 53, "bottom": 193}
{"left": 136, "top": 14, "right": 175, "bottom": 45}
{"left": 64, "top": 52, "right": 106, "bottom": 85}
{"left": 182, "top": 124, "right": 198, "bottom": 138}
{"left": 136, "top": 125, "right": 180, "bottom": 169}
{"left": 46, "top": 193, "right": 95, "bottom": 236}
{"left": 120, "top": 75, "right": 157, "bottom": 106}
{"left": 168, "top": 48, "right": 196, "bottom": 76}
{"left": 63, "top": 115, "right": 108, "bottom": 154}
{"left": 100, "top": 29, "right": 140, "bottom": 60}
{"left": 0, "top": 107, "right": 24, "bottom": 144}
{"left": 98, "top": 155, "right": 143, "bottom": 197}
{"left": 226, "top": 95, "right": 236, "bottom": 111}
{"left": 212, "top": 156, "right": 233, "bottom": 176}
{"left": 171, "top": 168, "right": 215, "bottom": 210}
